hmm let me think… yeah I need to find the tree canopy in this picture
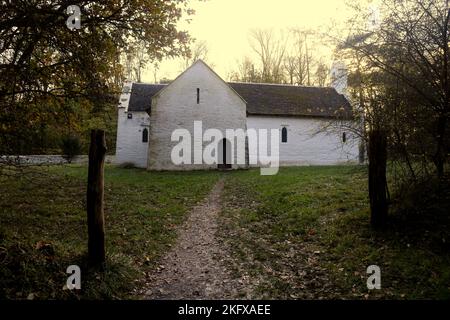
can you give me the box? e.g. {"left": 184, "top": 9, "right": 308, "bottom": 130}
{"left": 338, "top": 0, "right": 449, "bottom": 181}
{"left": 0, "top": 0, "right": 194, "bottom": 154}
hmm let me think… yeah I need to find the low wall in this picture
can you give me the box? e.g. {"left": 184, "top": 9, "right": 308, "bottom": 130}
{"left": 0, "top": 155, "right": 116, "bottom": 165}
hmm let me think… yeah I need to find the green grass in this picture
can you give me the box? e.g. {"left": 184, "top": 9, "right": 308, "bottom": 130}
{"left": 219, "top": 166, "right": 450, "bottom": 299}
{"left": 2, "top": 164, "right": 449, "bottom": 300}
{"left": 0, "top": 164, "right": 219, "bottom": 299}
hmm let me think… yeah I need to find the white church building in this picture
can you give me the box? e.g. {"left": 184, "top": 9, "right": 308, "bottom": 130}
{"left": 115, "top": 60, "right": 360, "bottom": 170}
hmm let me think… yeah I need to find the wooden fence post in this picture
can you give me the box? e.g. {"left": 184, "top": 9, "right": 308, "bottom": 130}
{"left": 87, "top": 129, "right": 107, "bottom": 266}
{"left": 368, "top": 129, "right": 388, "bottom": 228}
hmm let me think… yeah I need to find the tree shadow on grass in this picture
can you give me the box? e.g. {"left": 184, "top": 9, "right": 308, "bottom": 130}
{"left": 0, "top": 242, "right": 137, "bottom": 300}
{"left": 387, "top": 174, "right": 450, "bottom": 254}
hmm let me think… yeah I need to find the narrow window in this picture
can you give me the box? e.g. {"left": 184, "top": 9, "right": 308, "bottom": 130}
{"left": 342, "top": 132, "right": 347, "bottom": 143}
{"left": 281, "top": 127, "right": 288, "bottom": 143}
{"left": 196, "top": 88, "right": 200, "bottom": 104}
{"left": 127, "top": 113, "right": 133, "bottom": 119}
{"left": 142, "top": 128, "right": 148, "bottom": 143}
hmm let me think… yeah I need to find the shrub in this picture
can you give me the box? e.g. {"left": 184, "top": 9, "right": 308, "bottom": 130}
{"left": 61, "top": 135, "right": 82, "bottom": 163}
{"left": 118, "top": 162, "right": 136, "bottom": 169}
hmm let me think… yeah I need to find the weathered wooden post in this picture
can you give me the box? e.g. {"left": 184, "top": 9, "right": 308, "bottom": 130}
{"left": 87, "top": 129, "right": 107, "bottom": 266}
{"left": 368, "top": 129, "right": 388, "bottom": 228}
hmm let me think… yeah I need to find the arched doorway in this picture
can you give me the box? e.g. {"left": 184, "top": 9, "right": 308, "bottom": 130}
{"left": 218, "top": 138, "right": 231, "bottom": 169}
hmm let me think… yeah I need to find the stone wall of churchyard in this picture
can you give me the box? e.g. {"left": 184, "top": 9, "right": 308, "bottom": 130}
{"left": 0, "top": 155, "right": 115, "bottom": 165}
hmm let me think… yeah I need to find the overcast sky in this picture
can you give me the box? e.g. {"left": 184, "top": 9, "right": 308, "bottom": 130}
{"left": 141, "top": 0, "right": 364, "bottom": 83}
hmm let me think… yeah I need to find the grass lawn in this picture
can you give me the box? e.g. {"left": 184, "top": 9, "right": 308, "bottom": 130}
{"left": 1, "top": 164, "right": 449, "bottom": 300}
{"left": 219, "top": 166, "right": 450, "bottom": 299}
{"left": 0, "top": 164, "right": 219, "bottom": 299}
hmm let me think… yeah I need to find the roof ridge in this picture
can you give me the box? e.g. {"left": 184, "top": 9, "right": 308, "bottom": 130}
{"left": 132, "top": 81, "right": 335, "bottom": 90}
{"left": 228, "top": 81, "right": 332, "bottom": 89}
{"left": 132, "top": 82, "right": 167, "bottom": 86}
{"left": 131, "top": 81, "right": 337, "bottom": 91}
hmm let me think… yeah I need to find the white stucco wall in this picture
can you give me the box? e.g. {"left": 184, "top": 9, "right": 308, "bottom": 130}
{"left": 246, "top": 115, "right": 360, "bottom": 166}
{"left": 115, "top": 82, "right": 150, "bottom": 168}
{"left": 115, "top": 62, "right": 360, "bottom": 170}
{"left": 148, "top": 60, "right": 247, "bottom": 170}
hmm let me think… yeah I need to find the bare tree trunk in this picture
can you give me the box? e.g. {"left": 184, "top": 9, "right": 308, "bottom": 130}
{"left": 305, "top": 33, "right": 310, "bottom": 86}
{"left": 359, "top": 140, "right": 366, "bottom": 164}
{"left": 434, "top": 114, "right": 447, "bottom": 178}
{"left": 87, "top": 129, "right": 107, "bottom": 266}
{"left": 368, "top": 129, "right": 388, "bottom": 228}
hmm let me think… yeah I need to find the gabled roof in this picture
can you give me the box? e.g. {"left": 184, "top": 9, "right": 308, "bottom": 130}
{"left": 229, "top": 82, "right": 352, "bottom": 119}
{"left": 151, "top": 60, "right": 246, "bottom": 106}
{"left": 128, "top": 83, "right": 165, "bottom": 112}
{"left": 127, "top": 81, "right": 352, "bottom": 119}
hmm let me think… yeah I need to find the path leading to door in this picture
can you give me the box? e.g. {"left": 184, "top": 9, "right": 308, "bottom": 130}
{"left": 140, "top": 178, "right": 248, "bottom": 299}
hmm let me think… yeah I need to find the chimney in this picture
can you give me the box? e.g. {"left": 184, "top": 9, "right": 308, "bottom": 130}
{"left": 330, "top": 61, "right": 348, "bottom": 96}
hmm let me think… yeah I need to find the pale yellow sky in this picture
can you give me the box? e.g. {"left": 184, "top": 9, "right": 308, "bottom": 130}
{"left": 142, "top": 0, "right": 363, "bottom": 83}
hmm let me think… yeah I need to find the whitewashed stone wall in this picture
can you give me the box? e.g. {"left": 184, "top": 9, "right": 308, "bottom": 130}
{"left": 148, "top": 60, "right": 247, "bottom": 170}
{"left": 115, "top": 82, "right": 150, "bottom": 168}
{"left": 246, "top": 115, "right": 360, "bottom": 166}
{"left": 114, "top": 62, "right": 359, "bottom": 170}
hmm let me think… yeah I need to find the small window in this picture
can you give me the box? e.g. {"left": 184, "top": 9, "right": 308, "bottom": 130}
{"left": 142, "top": 128, "right": 148, "bottom": 143}
{"left": 196, "top": 88, "right": 200, "bottom": 104}
{"left": 281, "top": 127, "right": 288, "bottom": 143}
{"left": 342, "top": 132, "right": 347, "bottom": 143}
{"left": 127, "top": 113, "right": 132, "bottom": 119}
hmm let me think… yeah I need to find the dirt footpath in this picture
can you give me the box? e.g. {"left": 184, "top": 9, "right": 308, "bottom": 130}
{"left": 140, "top": 179, "right": 248, "bottom": 299}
